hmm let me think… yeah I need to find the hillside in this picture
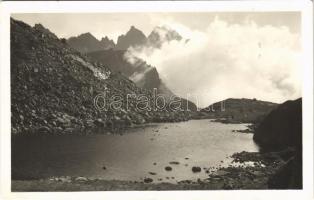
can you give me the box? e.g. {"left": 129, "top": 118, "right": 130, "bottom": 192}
{"left": 200, "top": 98, "right": 278, "bottom": 123}
{"left": 11, "top": 18, "right": 192, "bottom": 135}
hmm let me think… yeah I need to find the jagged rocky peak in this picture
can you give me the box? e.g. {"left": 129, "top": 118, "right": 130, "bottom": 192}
{"left": 100, "top": 36, "right": 115, "bottom": 49}
{"left": 115, "top": 26, "right": 147, "bottom": 50}
{"left": 147, "top": 26, "right": 182, "bottom": 48}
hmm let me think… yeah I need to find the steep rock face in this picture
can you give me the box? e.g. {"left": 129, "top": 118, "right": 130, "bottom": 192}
{"left": 253, "top": 98, "right": 302, "bottom": 150}
{"left": 67, "top": 33, "right": 115, "bottom": 53}
{"left": 115, "top": 26, "right": 147, "bottom": 50}
{"left": 201, "top": 98, "right": 278, "bottom": 123}
{"left": 11, "top": 18, "right": 192, "bottom": 135}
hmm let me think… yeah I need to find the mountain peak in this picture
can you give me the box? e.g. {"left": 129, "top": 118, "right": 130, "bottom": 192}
{"left": 100, "top": 36, "right": 115, "bottom": 49}
{"left": 127, "top": 26, "right": 145, "bottom": 36}
{"left": 115, "top": 26, "right": 147, "bottom": 50}
{"left": 147, "top": 25, "right": 182, "bottom": 48}
{"left": 102, "top": 36, "right": 109, "bottom": 40}
{"left": 67, "top": 32, "right": 115, "bottom": 53}
{"left": 77, "top": 32, "right": 96, "bottom": 39}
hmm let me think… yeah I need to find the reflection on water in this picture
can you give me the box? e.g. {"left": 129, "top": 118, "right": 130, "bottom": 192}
{"left": 12, "top": 119, "right": 259, "bottom": 183}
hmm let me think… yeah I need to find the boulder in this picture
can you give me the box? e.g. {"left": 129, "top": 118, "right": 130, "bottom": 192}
{"left": 165, "top": 166, "right": 172, "bottom": 171}
{"left": 144, "top": 178, "right": 153, "bottom": 183}
{"left": 192, "top": 166, "right": 201, "bottom": 173}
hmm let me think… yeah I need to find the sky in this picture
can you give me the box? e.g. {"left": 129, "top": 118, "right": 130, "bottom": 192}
{"left": 12, "top": 13, "right": 302, "bottom": 106}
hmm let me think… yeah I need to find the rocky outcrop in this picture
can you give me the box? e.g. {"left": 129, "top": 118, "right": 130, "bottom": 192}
{"left": 253, "top": 98, "right": 302, "bottom": 189}
{"left": 11, "top": 18, "right": 192, "bottom": 135}
{"left": 200, "top": 98, "right": 278, "bottom": 123}
{"left": 67, "top": 33, "right": 115, "bottom": 53}
{"left": 115, "top": 26, "right": 147, "bottom": 50}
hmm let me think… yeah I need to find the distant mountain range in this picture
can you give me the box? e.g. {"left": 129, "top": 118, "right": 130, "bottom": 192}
{"left": 67, "top": 25, "right": 183, "bottom": 52}
{"left": 67, "top": 33, "right": 115, "bottom": 53}
{"left": 68, "top": 25, "right": 197, "bottom": 111}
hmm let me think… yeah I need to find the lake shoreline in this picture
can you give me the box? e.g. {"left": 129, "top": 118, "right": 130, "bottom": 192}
{"left": 12, "top": 151, "right": 288, "bottom": 191}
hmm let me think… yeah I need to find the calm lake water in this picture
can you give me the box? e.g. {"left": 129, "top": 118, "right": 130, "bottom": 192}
{"left": 12, "top": 119, "right": 259, "bottom": 183}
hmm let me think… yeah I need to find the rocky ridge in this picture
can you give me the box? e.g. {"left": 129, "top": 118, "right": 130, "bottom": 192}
{"left": 67, "top": 33, "right": 115, "bottom": 54}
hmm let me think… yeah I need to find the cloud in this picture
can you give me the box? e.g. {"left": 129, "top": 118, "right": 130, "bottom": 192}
{"left": 126, "top": 17, "right": 301, "bottom": 107}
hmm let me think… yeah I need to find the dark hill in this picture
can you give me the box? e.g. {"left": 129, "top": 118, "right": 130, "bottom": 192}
{"left": 201, "top": 98, "right": 278, "bottom": 123}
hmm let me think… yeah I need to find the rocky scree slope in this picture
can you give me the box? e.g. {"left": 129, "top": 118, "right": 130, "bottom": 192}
{"left": 11, "top": 19, "right": 192, "bottom": 135}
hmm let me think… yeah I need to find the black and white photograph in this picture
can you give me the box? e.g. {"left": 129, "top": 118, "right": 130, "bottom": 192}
{"left": 0, "top": 1, "right": 313, "bottom": 199}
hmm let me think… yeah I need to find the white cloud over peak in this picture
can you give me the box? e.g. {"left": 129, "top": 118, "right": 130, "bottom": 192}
{"left": 126, "top": 17, "right": 301, "bottom": 107}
